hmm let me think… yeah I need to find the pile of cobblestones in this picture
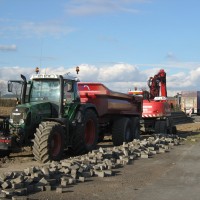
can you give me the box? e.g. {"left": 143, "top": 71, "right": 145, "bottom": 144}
{"left": 0, "top": 134, "right": 183, "bottom": 200}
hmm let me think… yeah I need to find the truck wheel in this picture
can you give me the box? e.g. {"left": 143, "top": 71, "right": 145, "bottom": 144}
{"left": 71, "top": 109, "right": 98, "bottom": 155}
{"left": 132, "top": 117, "right": 140, "bottom": 139}
{"left": 112, "top": 117, "right": 132, "bottom": 146}
{"left": 160, "top": 121, "right": 167, "bottom": 134}
{"left": 166, "top": 117, "right": 172, "bottom": 134}
{"left": 172, "top": 126, "right": 177, "bottom": 134}
{"left": 155, "top": 121, "right": 167, "bottom": 134}
{"left": 33, "top": 122, "right": 65, "bottom": 163}
{"left": 155, "top": 121, "right": 161, "bottom": 134}
{"left": 0, "top": 150, "right": 11, "bottom": 157}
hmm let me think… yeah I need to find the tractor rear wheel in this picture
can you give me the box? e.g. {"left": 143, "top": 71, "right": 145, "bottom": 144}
{"left": 71, "top": 109, "right": 98, "bottom": 155}
{"left": 112, "top": 117, "right": 132, "bottom": 146}
{"left": 33, "top": 121, "right": 65, "bottom": 163}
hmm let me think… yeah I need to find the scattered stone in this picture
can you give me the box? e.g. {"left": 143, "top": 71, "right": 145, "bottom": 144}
{"left": 44, "top": 185, "right": 52, "bottom": 191}
{"left": 141, "top": 154, "right": 149, "bottom": 159}
{"left": 56, "top": 186, "right": 68, "bottom": 193}
{"left": 15, "top": 188, "right": 27, "bottom": 196}
{"left": 1, "top": 181, "right": 11, "bottom": 189}
{"left": 0, "top": 133, "right": 183, "bottom": 197}
{"left": 12, "top": 196, "right": 28, "bottom": 200}
{"left": 0, "top": 191, "right": 6, "bottom": 198}
{"left": 158, "top": 148, "right": 166, "bottom": 153}
{"left": 78, "top": 177, "right": 85, "bottom": 182}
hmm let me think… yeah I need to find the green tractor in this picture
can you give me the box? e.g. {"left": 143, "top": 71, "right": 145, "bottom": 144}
{"left": 0, "top": 73, "right": 99, "bottom": 163}
{"left": 0, "top": 71, "right": 142, "bottom": 163}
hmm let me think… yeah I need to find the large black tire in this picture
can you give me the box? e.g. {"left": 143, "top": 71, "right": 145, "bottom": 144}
{"left": 0, "top": 150, "right": 11, "bottom": 157}
{"left": 70, "top": 109, "right": 98, "bottom": 155}
{"left": 155, "top": 120, "right": 167, "bottom": 134}
{"left": 172, "top": 126, "right": 177, "bottom": 134}
{"left": 160, "top": 121, "right": 168, "bottom": 134}
{"left": 33, "top": 121, "right": 65, "bottom": 163}
{"left": 166, "top": 117, "right": 177, "bottom": 134}
{"left": 132, "top": 117, "right": 140, "bottom": 139}
{"left": 154, "top": 121, "right": 160, "bottom": 134}
{"left": 112, "top": 117, "right": 132, "bottom": 146}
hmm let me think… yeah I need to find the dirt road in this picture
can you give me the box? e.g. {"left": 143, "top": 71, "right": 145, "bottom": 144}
{"left": 0, "top": 120, "right": 200, "bottom": 200}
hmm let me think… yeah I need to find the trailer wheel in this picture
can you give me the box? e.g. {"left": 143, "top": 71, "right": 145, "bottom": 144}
{"left": 172, "top": 126, "right": 177, "bottom": 134}
{"left": 33, "top": 121, "right": 65, "bottom": 163}
{"left": 132, "top": 117, "right": 140, "bottom": 139}
{"left": 0, "top": 150, "right": 11, "bottom": 157}
{"left": 71, "top": 109, "right": 98, "bottom": 155}
{"left": 112, "top": 117, "right": 132, "bottom": 146}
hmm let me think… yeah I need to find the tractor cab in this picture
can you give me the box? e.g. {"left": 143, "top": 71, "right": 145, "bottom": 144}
{"left": 3, "top": 71, "right": 80, "bottom": 147}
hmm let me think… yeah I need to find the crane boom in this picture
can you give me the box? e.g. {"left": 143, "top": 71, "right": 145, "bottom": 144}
{"left": 148, "top": 69, "right": 167, "bottom": 99}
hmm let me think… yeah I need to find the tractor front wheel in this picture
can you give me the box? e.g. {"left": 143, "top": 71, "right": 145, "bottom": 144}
{"left": 33, "top": 121, "right": 65, "bottom": 163}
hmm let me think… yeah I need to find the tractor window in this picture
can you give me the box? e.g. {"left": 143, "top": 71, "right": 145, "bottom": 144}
{"left": 30, "top": 79, "right": 60, "bottom": 103}
{"left": 64, "top": 81, "right": 74, "bottom": 103}
{"left": 25, "top": 82, "right": 31, "bottom": 102}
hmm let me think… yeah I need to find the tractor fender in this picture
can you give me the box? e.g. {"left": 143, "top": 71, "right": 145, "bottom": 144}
{"left": 42, "top": 118, "right": 69, "bottom": 127}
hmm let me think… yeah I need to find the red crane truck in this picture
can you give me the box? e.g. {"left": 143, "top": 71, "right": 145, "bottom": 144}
{"left": 129, "top": 69, "right": 176, "bottom": 134}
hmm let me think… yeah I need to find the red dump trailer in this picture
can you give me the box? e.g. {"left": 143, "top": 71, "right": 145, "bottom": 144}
{"left": 78, "top": 82, "right": 143, "bottom": 145}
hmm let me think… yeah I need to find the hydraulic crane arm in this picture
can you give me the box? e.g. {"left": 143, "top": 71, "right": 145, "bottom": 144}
{"left": 147, "top": 69, "right": 167, "bottom": 99}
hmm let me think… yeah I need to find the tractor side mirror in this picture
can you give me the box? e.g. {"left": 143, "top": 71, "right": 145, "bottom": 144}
{"left": 8, "top": 81, "right": 13, "bottom": 92}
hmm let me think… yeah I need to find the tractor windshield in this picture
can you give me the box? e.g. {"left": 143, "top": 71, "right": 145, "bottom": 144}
{"left": 30, "top": 79, "right": 60, "bottom": 103}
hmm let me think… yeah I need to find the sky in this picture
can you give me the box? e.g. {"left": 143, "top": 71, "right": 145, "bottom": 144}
{"left": 0, "top": 0, "right": 200, "bottom": 96}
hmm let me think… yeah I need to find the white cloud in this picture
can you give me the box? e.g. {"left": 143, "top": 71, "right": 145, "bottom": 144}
{"left": 165, "top": 52, "right": 178, "bottom": 62}
{"left": 1, "top": 62, "right": 200, "bottom": 97}
{"left": 0, "top": 44, "right": 17, "bottom": 51}
{"left": 20, "top": 21, "right": 74, "bottom": 38}
{"left": 0, "top": 19, "right": 74, "bottom": 39}
{"left": 0, "top": 67, "right": 34, "bottom": 81}
{"left": 189, "top": 67, "right": 200, "bottom": 82}
{"left": 98, "top": 63, "right": 143, "bottom": 82}
{"left": 65, "top": 0, "right": 150, "bottom": 16}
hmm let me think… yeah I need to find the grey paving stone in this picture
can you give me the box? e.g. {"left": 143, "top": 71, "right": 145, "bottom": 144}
{"left": 1, "top": 181, "right": 11, "bottom": 189}
{"left": 44, "top": 185, "right": 52, "bottom": 191}
{"left": 12, "top": 196, "right": 28, "bottom": 200}
{"left": 15, "top": 188, "right": 27, "bottom": 196}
